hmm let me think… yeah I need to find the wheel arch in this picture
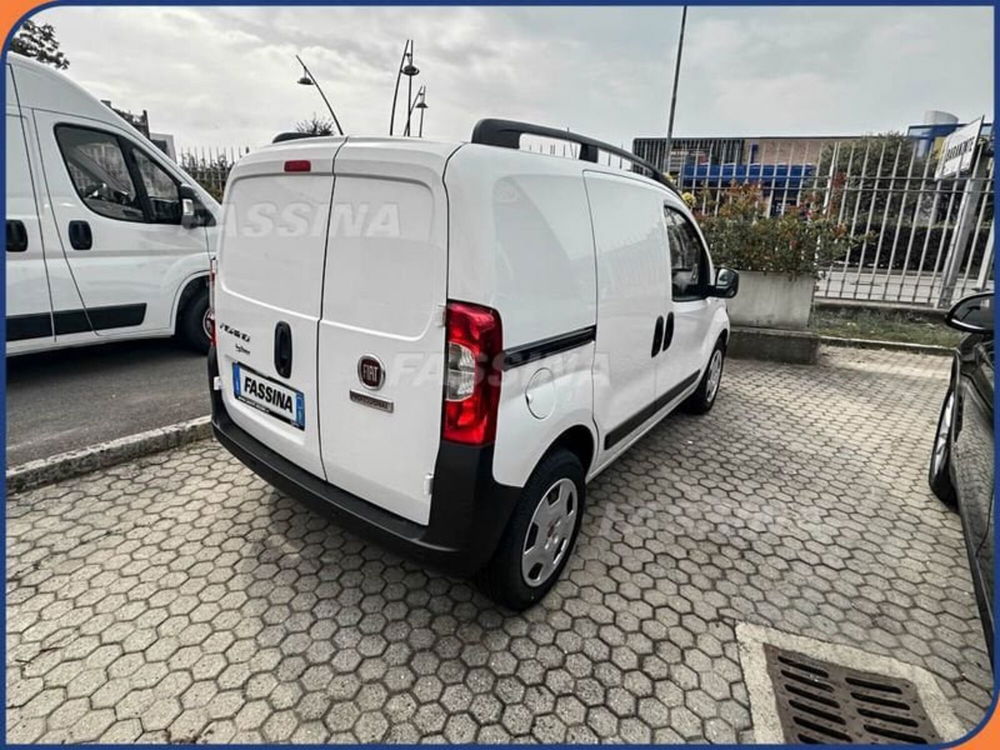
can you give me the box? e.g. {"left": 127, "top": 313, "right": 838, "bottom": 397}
{"left": 542, "top": 424, "right": 597, "bottom": 478}
{"left": 171, "top": 273, "right": 209, "bottom": 334}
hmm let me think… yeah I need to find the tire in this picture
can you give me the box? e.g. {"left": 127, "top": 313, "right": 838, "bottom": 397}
{"left": 177, "top": 286, "right": 211, "bottom": 354}
{"left": 478, "top": 449, "right": 585, "bottom": 611}
{"left": 928, "top": 388, "right": 957, "bottom": 507}
{"left": 683, "top": 338, "right": 726, "bottom": 414}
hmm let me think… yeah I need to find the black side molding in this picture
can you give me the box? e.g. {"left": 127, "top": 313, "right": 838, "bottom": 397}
{"left": 503, "top": 325, "right": 596, "bottom": 370}
{"left": 6, "top": 311, "right": 53, "bottom": 341}
{"left": 78, "top": 303, "right": 146, "bottom": 333}
{"left": 604, "top": 370, "right": 701, "bottom": 450}
{"left": 6, "top": 303, "right": 146, "bottom": 341}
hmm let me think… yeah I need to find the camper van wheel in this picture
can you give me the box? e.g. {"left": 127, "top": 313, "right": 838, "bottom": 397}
{"left": 178, "top": 287, "right": 211, "bottom": 354}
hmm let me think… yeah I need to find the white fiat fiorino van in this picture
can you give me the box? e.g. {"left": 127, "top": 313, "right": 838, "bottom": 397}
{"left": 209, "top": 120, "right": 738, "bottom": 610}
{"left": 5, "top": 55, "right": 219, "bottom": 356}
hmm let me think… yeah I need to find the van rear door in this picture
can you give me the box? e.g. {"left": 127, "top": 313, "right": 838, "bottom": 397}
{"left": 317, "top": 139, "right": 457, "bottom": 525}
{"left": 215, "top": 139, "right": 344, "bottom": 479}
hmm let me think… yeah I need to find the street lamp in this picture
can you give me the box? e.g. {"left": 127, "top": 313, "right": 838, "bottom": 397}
{"left": 664, "top": 6, "right": 687, "bottom": 174}
{"left": 296, "top": 54, "right": 344, "bottom": 136}
{"left": 415, "top": 88, "right": 428, "bottom": 138}
{"left": 389, "top": 39, "right": 420, "bottom": 136}
{"left": 405, "top": 86, "right": 428, "bottom": 137}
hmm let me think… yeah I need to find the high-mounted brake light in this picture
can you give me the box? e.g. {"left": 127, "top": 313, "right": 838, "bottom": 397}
{"left": 283, "top": 160, "right": 311, "bottom": 172}
{"left": 443, "top": 301, "right": 503, "bottom": 445}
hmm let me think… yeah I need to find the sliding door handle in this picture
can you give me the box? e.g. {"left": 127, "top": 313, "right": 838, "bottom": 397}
{"left": 651, "top": 315, "right": 664, "bottom": 357}
{"left": 661, "top": 312, "right": 675, "bottom": 352}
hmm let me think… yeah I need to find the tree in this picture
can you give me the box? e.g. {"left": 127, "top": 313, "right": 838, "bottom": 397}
{"left": 11, "top": 20, "right": 70, "bottom": 69}
{"left": 295, "top": 115, "right": 336, "bottom": 136}
{"left": 816, "top": 133, "right": 922, "bottom": 223}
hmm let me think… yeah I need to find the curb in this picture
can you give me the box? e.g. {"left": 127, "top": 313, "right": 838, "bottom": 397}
{"left": 814, "top": 297, "right": 948, "bottom": 321}
{"left": 818, "top": 335, "right": 952, "bottom": 356}
{"left": 6, "top": 416, "right": 212, "bottom": 495}
{"left": 729, "top": 326, "right": 820, "bottom": 365}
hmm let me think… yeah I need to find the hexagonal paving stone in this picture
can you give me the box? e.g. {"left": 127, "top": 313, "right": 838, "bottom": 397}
{"left": 5, "top": 348, "right": 991, "bottom": 742}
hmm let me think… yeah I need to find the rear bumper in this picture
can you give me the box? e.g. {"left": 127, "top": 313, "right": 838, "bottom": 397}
{"left": 208, "top": 348, "right": 521, "bottom": 577}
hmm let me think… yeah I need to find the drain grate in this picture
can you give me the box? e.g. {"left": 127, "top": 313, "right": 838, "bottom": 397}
{"left": 763, "top": 644, "right": 942, "bottom": 744}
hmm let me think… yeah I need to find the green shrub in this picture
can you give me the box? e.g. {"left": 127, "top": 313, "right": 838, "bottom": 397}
{"left": 696, "top": 183, "right": 852, "bottom": 278}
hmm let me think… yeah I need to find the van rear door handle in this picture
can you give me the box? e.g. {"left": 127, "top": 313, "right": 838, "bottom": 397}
{"left": 274, "top": 322, "right": 293, "bottom": 378}
{"left": 6, "top": 220, "right": 27, "bottom": 252}
{"left": 68, "top": 220, "right": 92, "bottom": 250}
{"left": 651, "top": 315, "right": 664, "bottom": 357}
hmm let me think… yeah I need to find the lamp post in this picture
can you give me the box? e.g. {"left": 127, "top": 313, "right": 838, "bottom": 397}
{"left": 389, "top": 40, "right": 420, "bottom": 136}
{"left": 296, "top": 54, "right": 343, "bottom": 135}
{"left": 664, "top": 6, "right": 687, "bottom": 174}
{"left": 405, "top": 86, "right": 428, "bottom": 137}
{"left": 415, "top": 88, "right": 428, "bottom": 138}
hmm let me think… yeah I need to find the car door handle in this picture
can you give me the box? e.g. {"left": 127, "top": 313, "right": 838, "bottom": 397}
{"left": 661, "top": 312, "right": 675, "bottom": 352}
{"left": 651, "top": 315, "right": 664, "bottom": 357}
{"left": 274, "top": 322, "right": 293, "bottom": 379}
{"left": 6, "top": 220, "right": 28, "bottom": 252}
{"left": 68, "top": 220, "right": 92, "bottom": 250}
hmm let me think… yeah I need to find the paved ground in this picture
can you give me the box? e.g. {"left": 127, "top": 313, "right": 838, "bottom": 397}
{"left": 6, "top": 340, "right": 208, "bottom": 467}
{"left": 6, "top": 348, "right": 993, "bottom": 743}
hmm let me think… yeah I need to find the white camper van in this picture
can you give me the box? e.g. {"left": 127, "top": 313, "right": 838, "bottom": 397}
{"left": 209, "top": 120, "right": 738, "bottom": 609}
{"left": 5, "top": 55, "right": 219, "bottom": 356}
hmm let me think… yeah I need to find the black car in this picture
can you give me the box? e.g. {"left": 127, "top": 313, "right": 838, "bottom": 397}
{"left": 928, "top": 291, "right": 994, "bottom": 660}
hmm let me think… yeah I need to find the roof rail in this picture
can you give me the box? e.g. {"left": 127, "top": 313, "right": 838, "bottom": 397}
{"left": 470, "top": 118, "right": 680, "bottom": 195}
{"left": 272, "top": 132, "right": 320, "bottom": 144}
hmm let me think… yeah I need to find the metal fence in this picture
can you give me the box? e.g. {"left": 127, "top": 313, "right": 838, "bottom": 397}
{"left": 182, "top": 136, "right": 994, "bottom": 308}
{"left": 634, "top": 136, "right": 994, "bottom": 308}
{"left": 178, "top": 145, "right": 252, "bottom": 202}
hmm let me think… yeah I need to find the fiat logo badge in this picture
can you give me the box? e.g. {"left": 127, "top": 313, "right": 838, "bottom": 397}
{"left": 357, "top": 355, "right": 385, "bottom": 391}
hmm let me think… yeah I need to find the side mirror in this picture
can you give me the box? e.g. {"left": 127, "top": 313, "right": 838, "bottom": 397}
{"left": 711, "top": 267, "right": 739, "bottom": 299}
{"left": 180, "top": 184, "right": 202, "bottom": 229}
{"left": 945, "top": 291, "right": 994, "bottom": 334}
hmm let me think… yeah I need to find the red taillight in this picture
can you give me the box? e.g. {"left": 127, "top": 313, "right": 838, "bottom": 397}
{"left": 283, "top": 160, "right": 311, "bottom": 172}
{"left": 443, "top": 301, "right": 503, "bottom": 445}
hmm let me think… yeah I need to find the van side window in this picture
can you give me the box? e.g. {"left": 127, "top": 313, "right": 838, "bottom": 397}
{"left": 54, "top": 125, "right": 144, "bottom": 222}
{"left": 129, "top": 147, "right": 181, "bottom": 224}
{"left": 664, "top": 207, "right": 709, "bottom": 301}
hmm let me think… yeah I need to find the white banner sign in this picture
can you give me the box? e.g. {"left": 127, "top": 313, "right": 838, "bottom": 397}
{"left": 935, "top": 117, "right": 983, "bottom": 180}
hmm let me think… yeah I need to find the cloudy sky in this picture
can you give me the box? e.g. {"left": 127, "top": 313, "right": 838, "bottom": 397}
{"left": 24, "top": 5, "right": 994, "bottom": 152}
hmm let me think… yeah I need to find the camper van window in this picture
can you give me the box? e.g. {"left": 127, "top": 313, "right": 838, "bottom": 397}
{"left": 130, "top": 147, "right": 181, "bottom": 224}
{"left": 664, "top": 207, "right": 710, "bottom": 301}
{"left": 55, "top": 125, "right": 144, "bottom": 223}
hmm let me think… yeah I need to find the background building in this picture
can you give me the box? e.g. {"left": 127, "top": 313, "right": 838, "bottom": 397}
{"left": 101, "top": 99, "right": 177, "bottom": 159}
{"left": 633, "top": 112, "right": 992, "bottom": 214}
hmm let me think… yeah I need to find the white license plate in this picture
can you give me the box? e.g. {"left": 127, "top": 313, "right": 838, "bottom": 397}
{"left": 232, "top": 362, "right": 305, "bottom": 430}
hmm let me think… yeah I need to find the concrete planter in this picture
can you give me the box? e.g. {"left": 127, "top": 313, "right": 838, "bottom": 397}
{"left": 725, "top": 270, "right": 816, "bottom": 330}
